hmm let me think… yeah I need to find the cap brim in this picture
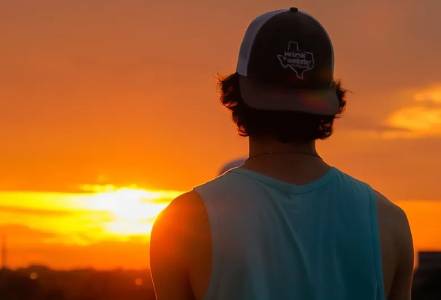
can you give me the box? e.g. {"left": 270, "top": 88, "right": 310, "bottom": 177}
{"left": 239, "top": 76, "right": 340, "bottom": 115}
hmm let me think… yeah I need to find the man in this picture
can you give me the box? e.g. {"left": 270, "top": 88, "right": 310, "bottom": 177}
{"left": 150, "top": 7, "right": 414, "bottom": 300}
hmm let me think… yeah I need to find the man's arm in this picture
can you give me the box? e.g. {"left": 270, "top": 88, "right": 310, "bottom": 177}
{"left": 149, "top": 192, "right": 196, "bottom": 300}
{"left": 376, "top": 191, "right": 414, "bottom": 300}
{"left": 388, "top": 206, "right": 414, "bottom": 300}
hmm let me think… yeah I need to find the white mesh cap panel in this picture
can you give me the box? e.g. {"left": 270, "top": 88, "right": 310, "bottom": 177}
{"left": 236, "top": 9, "right": 288, "bottom": 76}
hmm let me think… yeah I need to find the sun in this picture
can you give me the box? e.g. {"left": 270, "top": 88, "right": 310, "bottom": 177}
{"left": 81, "top": 185, "right": 181, "bottom": 238}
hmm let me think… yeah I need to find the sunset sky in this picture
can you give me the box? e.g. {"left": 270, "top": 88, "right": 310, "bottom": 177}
{"left": 1, "top": 0, "right": 441, "bottom": 269}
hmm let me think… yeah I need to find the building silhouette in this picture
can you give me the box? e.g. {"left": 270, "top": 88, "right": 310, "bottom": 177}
{"left": 1, "top": 235, "right": 6, "bottom": 270}
{"left": 412, "top": 251, "right": 441, "bottom": 300}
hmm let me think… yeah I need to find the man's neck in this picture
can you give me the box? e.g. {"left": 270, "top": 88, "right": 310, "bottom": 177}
{"left": 242, "top": 136, "right": 332, "bottom": 185}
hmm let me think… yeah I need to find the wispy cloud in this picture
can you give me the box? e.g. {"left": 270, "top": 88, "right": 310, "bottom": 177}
{"left": 414, "top": 86, "right": 441, "bottom": 103}
{"left": 0, "top": 224, "right": 56, "bottom": 242}
{"left": 0, "top": 205, "right": 95, "bottom": 217}
{"left": 383, "top": 85, "right": 441, "bottom": 138}
{"left": 0, "top": 224, "right": 150, "bottom": 269}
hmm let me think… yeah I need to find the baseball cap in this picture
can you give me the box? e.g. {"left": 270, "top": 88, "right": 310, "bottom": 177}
{"left": 236, "top": 7, "right": 339, "bottom": 115}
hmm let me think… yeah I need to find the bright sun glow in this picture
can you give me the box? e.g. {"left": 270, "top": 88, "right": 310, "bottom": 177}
{"left": 0, "top": 186, "right": 182, "bottom": 245}
{"left": 85, "top": 187, "right": 179, "bottom": 236}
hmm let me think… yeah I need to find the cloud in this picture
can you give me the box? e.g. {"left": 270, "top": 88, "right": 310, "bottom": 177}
{"left": 0, "top": 224, "right": 57, "bottom": 244}
{"left": 0, "top": 205, "right": 87, "bottom": 217}
{"left": 0, "top": 225, "right": 149, "bottom": 269}
{"left": 384, "top": 85, "right": 441, "bottom": 138}
{"left": 414, "top": 86, "right": 441, "bottom": 104}
{"left": 389, "top": 106, "right": 441, "bottom": 132}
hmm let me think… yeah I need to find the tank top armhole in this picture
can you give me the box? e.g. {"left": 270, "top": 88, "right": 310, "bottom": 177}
{"left": 192, "top": 187, "right": 222, "bottom": 300}
{"left": 367, "top": 186, "right": 386, "bottom": 300}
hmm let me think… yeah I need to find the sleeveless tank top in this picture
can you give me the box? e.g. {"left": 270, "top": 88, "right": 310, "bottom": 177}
{"left": 193, "top": 166, "right": 385, "bottom": 300}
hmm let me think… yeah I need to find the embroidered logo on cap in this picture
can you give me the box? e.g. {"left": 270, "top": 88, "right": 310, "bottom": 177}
{"left": 277, "top": 41, "right": 315, "bottom": 80}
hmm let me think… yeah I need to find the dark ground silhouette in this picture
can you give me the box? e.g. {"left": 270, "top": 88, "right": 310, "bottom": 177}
{"left": 0, "top": 265, "right": 155, "bottom": 300}
{"left": 0, "top": 259, "right": 440, "bottom": 300}
{"left": 412, "top": 252, "right": 441, "bottom": 300}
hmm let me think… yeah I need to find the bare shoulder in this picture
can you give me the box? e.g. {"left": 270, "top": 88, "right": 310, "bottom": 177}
{"left": 154, "top": 190, "right": 206, "bottom": 225}
{"left": 373, "top": 190, "right": 414, "bottom": 300}
{"left": 375, "top": 191, "right": 409, "bottom": 229}
{"left": 151, "top": 190, "right": 208, "bottom": 253}
{"left": 374, "top": 190, "right": 413, "bottom": 249}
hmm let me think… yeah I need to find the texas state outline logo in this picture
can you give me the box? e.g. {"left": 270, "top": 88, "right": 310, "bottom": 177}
{"left": 276, "top": 41, "right": 315, "bottom": 80}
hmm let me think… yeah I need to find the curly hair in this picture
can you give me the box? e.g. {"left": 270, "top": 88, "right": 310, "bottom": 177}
{"left": 219, "top": 72, "right": 347, "bottom": 143}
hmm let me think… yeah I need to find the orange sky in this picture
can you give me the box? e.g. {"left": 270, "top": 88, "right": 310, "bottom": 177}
{"left": 1, "top": 0, "right": 441, "bottom": 269}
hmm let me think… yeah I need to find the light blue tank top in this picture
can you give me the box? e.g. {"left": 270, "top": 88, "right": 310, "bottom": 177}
{"left": 193, "top": 166, "right": 385, "bottom": 300}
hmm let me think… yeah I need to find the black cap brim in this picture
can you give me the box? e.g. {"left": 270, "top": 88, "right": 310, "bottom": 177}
{"left": 239, "top": 76, "right": 340, "bottom": 116}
